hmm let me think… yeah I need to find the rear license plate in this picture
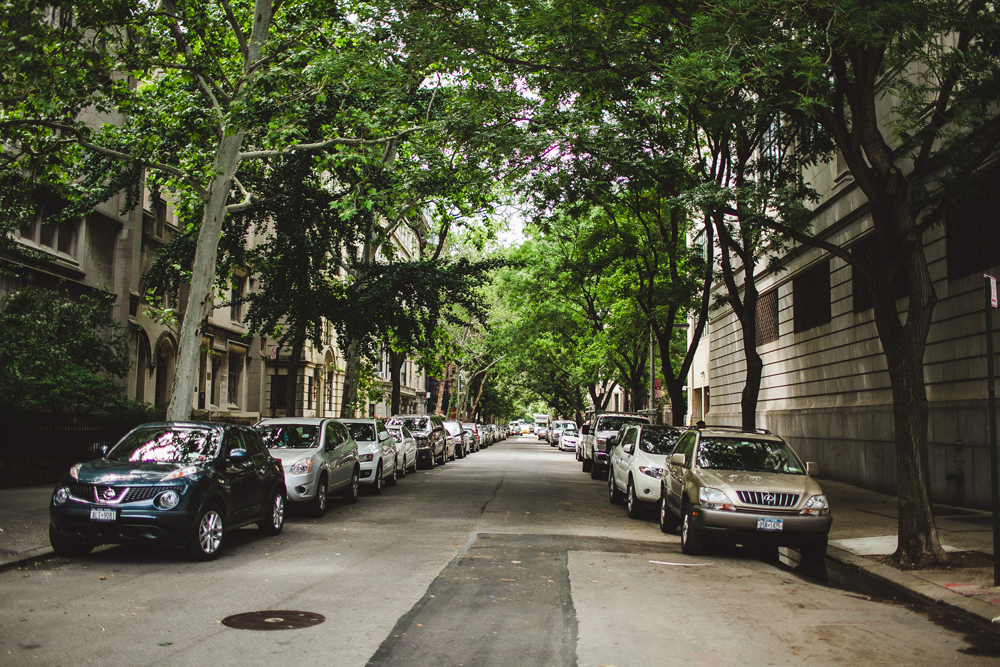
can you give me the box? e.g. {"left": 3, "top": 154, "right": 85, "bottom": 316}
{"left": 89, "top": 507, "right": 118, "bottom": 523}
{"left": 757, "top": 517, "right": 783, "bottom": 532}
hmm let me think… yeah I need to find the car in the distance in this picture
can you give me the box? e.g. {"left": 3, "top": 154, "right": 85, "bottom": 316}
{"left": 462, "top": 423, "right": 481, "bottom": 452}
{"left": 386, "top": 424, "right": 419, "bottom": 476}
{"left": 582, "top": 412, "right": 650, "bottom": 479}
{"left": 443, "top": 420, "right": 468, "bottom": 459}
{"left": 659, "top": 425, "right": 831, "bottom": 560}
{"left": 340, "top": 418, "right": 399, "bottom": 494}
{"left": 560, "top": 427, "right": 581, "bottom": 452}
{"left": 255, "top": 417, "right": 360, "bottom": 517}
{"left": 49, "top": 421, "right": 286, "bottom": 561}
{"left": 608, "top": 424, "right": 682, "bottom": 519}
{"left": 388, "top": 414, "right": 448, "bottom": 467}
{"left": 549, "top": 420, "right": 577, "bottom": 447}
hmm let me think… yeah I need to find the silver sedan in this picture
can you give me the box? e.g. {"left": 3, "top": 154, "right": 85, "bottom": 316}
{"left": 387, "top": 425, "right": 419, "bottom": 476}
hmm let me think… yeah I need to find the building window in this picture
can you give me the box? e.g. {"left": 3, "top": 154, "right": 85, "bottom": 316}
{"left": 230, "top": 276, "right": 246, "bottom": 323}
{"left": 228, "top": 352, "right": 242, "bottom": 406}
{"left": 947, "top": 168, "right": 1000, "bottom": 282}
{"left": 210, "top": 355, "right": 221, "bottom": 406}
{"left": 755, "top": 289, "right": 779, "bottom": 346}
{"left": 793, "top": 260, "right": 832, "bottom": 333}
{"left": 306, "top": 373, "right": 314, "bottom": 411}
{"left": 270, "top": 374, "right": 286, "bottom": 411}
{"left": 20, "top": 198, "right": 79, "bottom": 259}
{"left": 326, "top": 371, "right": 334, "bottom": 412}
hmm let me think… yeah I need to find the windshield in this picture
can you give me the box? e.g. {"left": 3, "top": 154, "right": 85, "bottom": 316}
{"left": 563, "top": 429, "right": 578, "bottom": 438}
{"left": 388, "top": 417, "right": 428, "bottom": 433}
{"left": 596, "top": 416, "right": 648, "bottom": 432}
{"left": 346, "top": 422, "right": 377, "bottom": 442}
{"left": 107, "top": 426, "right": 221, "bottom": 464}
{"left": 257, "top": 424, "right": 319, "bottom": 450}
{"left": 443, "top": 423, "right": 461, "bottom": 435}
{"left": 696, "top": 437, "right": 805, "bottom": 474}
{"left": 639, "top": 428, "right": 680, "bottom": 455}
{"left": 387, "top": 429, "right": 402, "bottom": 443}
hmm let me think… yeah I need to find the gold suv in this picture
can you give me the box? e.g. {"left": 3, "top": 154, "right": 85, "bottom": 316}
{"left": 659, "top": 426, "right": 831, "bottom": 561}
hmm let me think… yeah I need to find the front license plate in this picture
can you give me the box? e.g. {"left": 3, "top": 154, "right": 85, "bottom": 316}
{"left": 89, "top": 507, "right": 118, "bottom": 523}
{"left": 757, "top": 517, "right": 783, "bottom": 532}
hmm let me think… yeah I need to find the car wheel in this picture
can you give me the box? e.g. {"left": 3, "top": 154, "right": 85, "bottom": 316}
{"left": 608, "top": 471, "right": 625, "bottom": 504}
{"left": 386, "top": 460, "right": 398, "bottom": 487}
{"left": 626, "top": 479, "right": 644, "bottom": 519}
{"left": 342, "top": 467, "right": 360, "bottom": 504}
{"left": 801, "top": 538, "right": 828, "bottom": 563}
{"left": 449, "top": 447, "right": 456, "bottom": 461}
{"left": 590, "top": 462, "right": 604, "bottom": 480}
{"left": 398, "top": 455, "right": 407, "bottom": 479}
{"left": 371, "top": 463, "right": 383, "bottom": 495}
{"left": 258, "top": 487, "right": 285, "bottom": 536}
{"left": 457, "top": 444, "right": 465, "bottom": 459}
{"left": 410, "top": 455, "right": 418, "bottom": 474}
{"left": 680, "top": 503, "right": 705, "bottom": 556}
{"left": 49, "top": 524, "right": 93, "bottom": 557}
{"left": 659, "top": 493, "right": 679, "bottom": 534}
{"left": 307, "top": 477, "right": 327, "bottom": 518}
{"left": 438, "top": 447, "right": 446, "bottom": 466}
{"left": 186, "top": 503, "right": 225, "bottom": 561}
{"left": 582, "top": 458, "right": 592, "bottom": 473}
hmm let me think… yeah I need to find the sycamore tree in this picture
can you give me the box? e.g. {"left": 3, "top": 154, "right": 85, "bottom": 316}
{"left": 0, "top": 0, "right": 427, "bottom": 421}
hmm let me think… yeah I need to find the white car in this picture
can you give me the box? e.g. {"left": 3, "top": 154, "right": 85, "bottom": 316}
{"left": 387, "top": 425, "right": 419, "bottom": 476}
{"left": 341, "top": 419, "right": 399, "bottom": 494}
{"left": 559, "top": 428, "right": 581, "bottom": 452}
{"left": 608, "top": 424, "right": 683, "bottom": 518}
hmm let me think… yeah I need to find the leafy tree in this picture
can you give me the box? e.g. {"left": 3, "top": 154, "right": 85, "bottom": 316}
{"left": 0, "top": 287, "right": 136, "bottom": 414}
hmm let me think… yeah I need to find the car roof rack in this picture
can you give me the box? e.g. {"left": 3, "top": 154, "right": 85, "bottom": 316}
{"left": 692, "top": 423, "right": 772, "bottom": 435}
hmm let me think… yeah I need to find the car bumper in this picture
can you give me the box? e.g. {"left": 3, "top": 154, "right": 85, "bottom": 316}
{"left": 632, "top": 475, "right": 663, "bottom": 502}
{"left": 50, "top": 505, "right": 198, "bottom": 548}
{"left": 416, "top": 446, "right": 435, "bottom": 466}
{"left": 692, "top": 507, "right": 832, "bottom": 545}
{"left": 284, "top": 472, "right": 319, "bottom": 502}
{"left": 358, "top": 458, "right": 379, "bottom": 485}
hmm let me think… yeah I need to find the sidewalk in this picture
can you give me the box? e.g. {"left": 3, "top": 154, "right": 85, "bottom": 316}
{"left": 2, "top": 478, "right": 998, "bottom": 633}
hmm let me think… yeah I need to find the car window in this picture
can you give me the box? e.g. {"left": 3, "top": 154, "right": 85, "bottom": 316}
{"left": 621, "top": 427, "right": 638, "bottom": 449}
{"left": 596, "top": 416, "right": 649, "bottom": 432}
{"left": 346, "top": 422, "right": 377, "bottom": 442}
{"left": 108, "top": 426, "right": 222, "bottom": 463}
{"left": 640, "top": 428, "right": 680, "bottom": 455}
{"left": 240, "top": 428, "right": 265, "bottom": 457}
{"left": 377, "top": 422, "right": 391, "bottom": 441}
{"left": 388, "top": 416, "right": 428, "bottom": 433}
{"left": 325, "top": 423, "right": 340, "bottom": 451}
{"left": 402, "top": 427, "right": 412, "bottom": 439}
{"left": 387, "top": 428, "right": 402, "bottom": 443}
{"left": 334, "top": 421, "right": 351, "bottom": 445}
{"left": 695, "top": 437, "right": 805, "bottom": 474}
{"left": 258, "top": 424, "right": 320, "bottom": 450}
{"left": 675, "top": 432, "right": 697, "bottom": 467}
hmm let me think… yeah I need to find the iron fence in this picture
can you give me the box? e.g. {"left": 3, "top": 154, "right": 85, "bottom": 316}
{"left": 0, "top": 415, "right": 147, "bottom": 489}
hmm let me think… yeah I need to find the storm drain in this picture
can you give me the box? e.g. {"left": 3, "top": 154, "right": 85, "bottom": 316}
{"left": 221, "top": 610, "right": 325, "bottom": 631}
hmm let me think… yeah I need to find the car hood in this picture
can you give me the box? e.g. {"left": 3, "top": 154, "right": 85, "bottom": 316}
{"left": 74, "top": 459, "right": 207, "bottom": 485}
{"left": 267, "top": 449, "right": 317, "bottom": 464}
{"left": 696, "top": 469, "right": 822, "bottom": 496}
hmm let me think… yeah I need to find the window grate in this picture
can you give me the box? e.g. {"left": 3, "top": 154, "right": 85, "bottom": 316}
{"left": 755, "top": 289, "right": 779, "bottom": 346}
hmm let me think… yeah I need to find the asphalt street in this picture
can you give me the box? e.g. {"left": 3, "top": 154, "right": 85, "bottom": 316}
{"left": 2, "top": 435, "right": 997, "bottom": 666}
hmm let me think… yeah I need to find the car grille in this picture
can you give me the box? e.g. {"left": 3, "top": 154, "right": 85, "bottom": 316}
{"left": 67, "top": 484, "right": 181, "bottom": 503}
{"left": 736, "top": 491, "right": 800, "bottom": 507}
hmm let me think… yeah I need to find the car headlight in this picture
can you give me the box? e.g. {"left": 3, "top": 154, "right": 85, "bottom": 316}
{"left": 800, "top": 494, "right": 830, "bottom": 516}
{"left": 288, "top": 458, "right": 312, "bottom": 475}
{"left": 156, "top": 490, "right": 181, "bottom": 510}
{"left": 53, "top": 486, "right": 70, "bottom": 506}
{"left": 69, "top": 463, "right": 83, "bottom": 481}
{"left": 359, "top": 453, "right": 374, "bottom": 462}
{"left": 638, "top": 466, "right": 664, "bottom": 479}
{"left": 699, "top": 487, "right": 735, "bottom": 510}
{"left": 161, "top": 466, "right": 198, "bottom": 481}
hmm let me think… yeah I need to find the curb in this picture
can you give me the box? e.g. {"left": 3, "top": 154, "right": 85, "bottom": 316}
{"left": 0, "top": 546, "right": 55, "bottom": 573}
{"left": 824, "top": 545, "right": 1000, "bottom": 636}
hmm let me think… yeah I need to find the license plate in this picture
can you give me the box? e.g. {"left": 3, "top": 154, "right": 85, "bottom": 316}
{"left": 757, "top": 517, "right": 783, "bottom": 532}
{"left": 89, "top": 507, "right": 118, "bottom": 522}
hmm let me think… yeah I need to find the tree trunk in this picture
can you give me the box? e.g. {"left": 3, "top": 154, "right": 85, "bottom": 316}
{"left": 283, "top": 332, "right": 306, "bottom": 418}
{"left": 166, "top": 130, "right": 246, "bottom": 421}
{"left": 389, "top": 349, "right": 406, "bottom": 415}
{"left": 435, "top": 363, "right": 450, "bottom": 415}
{"left": 339, "top": 338, "right": 362, "bottom": 418}
{"left": 470, "top": 370, "right": 488, "bottom": 419}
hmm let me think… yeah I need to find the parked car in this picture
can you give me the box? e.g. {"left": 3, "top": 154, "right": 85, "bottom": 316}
{"left": 255, "top": 417, "right": 360, "bottom": 517}
{"left": 463, "top": 422, "right": 487, "bottom": 449}
{"left": 549, "top": 420, "right": 577, "bottom": 447}
{"left": 340, "top": 418, "right": 399, "bottom": 494}
{"left": 443, "top": 420, "right": 469, "bottom": 459}
{"left": 608, "top": 424, "right": 682, "bottom": 519}
{"left": 559, "top": 427, "right": 581, "bottom": 452}
{"left": 388, "top": 414, "right": 448, "bottom": 467}
{"left": 461, "top": 423, "right": 481, "bottom": 452}
{"left": 48, "top": 421, "right": 286, "bottom": 561}
{"left": 581, "top": 412, "right": 650, "bottom": 479}
{"left": 659, "top": 425, "right": 832, "bottom": 560}
{"left": 536, "top": 424, "right": 549, "bottom": 441}
{"left": 386, "top": 425, "right": 419, "bottom": 476}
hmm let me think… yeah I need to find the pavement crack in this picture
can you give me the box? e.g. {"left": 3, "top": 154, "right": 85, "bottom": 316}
{"left": 480, "top": 470, "right": 507, "bottom": 515}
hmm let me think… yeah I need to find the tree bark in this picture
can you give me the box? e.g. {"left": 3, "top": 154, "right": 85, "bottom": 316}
{"left": 284, "top": 332, "right": 305, "bottom": 418}
{"left": 389, "top": 349, "right": 406, "bottom": 415}
{"left": 339, "top": 338, "right": 362, "bottom": 418}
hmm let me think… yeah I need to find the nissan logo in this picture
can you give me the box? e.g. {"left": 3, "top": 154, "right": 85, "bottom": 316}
{"left": 103, "top": 487, "right": 116, "bottom": 500}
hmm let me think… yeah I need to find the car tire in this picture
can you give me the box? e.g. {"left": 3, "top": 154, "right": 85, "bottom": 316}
{"left": 590, "top": 462, "right": 604, "bottom": 480}
{"left": 626, "top": 479, "right": 644, "bottom": 519}
{"left": 457, "top": 444, "right": 465, "bottom": 459}
{"left": 438, "top": 447, "right": 446, "bottom": 466}
{"left": 800, "top": 538, "right": 828, "bottom": 563}
{"left": 49, "top": 524, "right": 93, "bottom": 557}
{"left": 258, "top": 487, "right": 285, "bottom": 536}
{"left": 307, "top": 477, "right": 327, "bottom": 518}
{"left": 582, "top": 458, "right": 592, "bottom": 473}
{"left": 449, "top": 447, "right": 456, "bottom": 461}
{"left": 410, "top": 456, "right": 418, "bottom": 474}
{"left": 371, "top": 463, "right": 383, "bottom": 495}
{"left": 398, "top": 455, "right": 407, "bottom": 479}
{"left": 342, "top": 467, "right": 360, "bottom": 504}
{"left": 608, "top": 471, "right": 625, "bottom": 504}
{"left": 659, "top": 494, "right": 679, "bottom": 533}
{"left": 386, "top": 460, "right": 398, "bottom": 487}
{"left": 680, "top": 503, "right": 705, "bottom": 556}
{"left": 186, "top": 503, "right": 225, "bottom": 561}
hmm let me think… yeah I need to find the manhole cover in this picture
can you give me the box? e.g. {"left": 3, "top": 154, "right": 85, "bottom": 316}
{"left": 221, "top": 610, "right": 325, "bottom": 631}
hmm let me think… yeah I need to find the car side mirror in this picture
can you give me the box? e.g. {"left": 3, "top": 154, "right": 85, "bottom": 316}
{"left": 806, "top": 461, "right": 819, "bottom": 477}
{"left": 623, "top": 443, "right": 634, "bottom": 455}
{"left": 670, "top": 453, "right": 686, "bottom": 467}
{"left": 582, "top": 425, "right": 591, "bottom": 435}
{"left": 608, "top": 436, "right": 618, "bottom": 448}
{"left": 229, "top": 448, "right": 248, "bottom": 462}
